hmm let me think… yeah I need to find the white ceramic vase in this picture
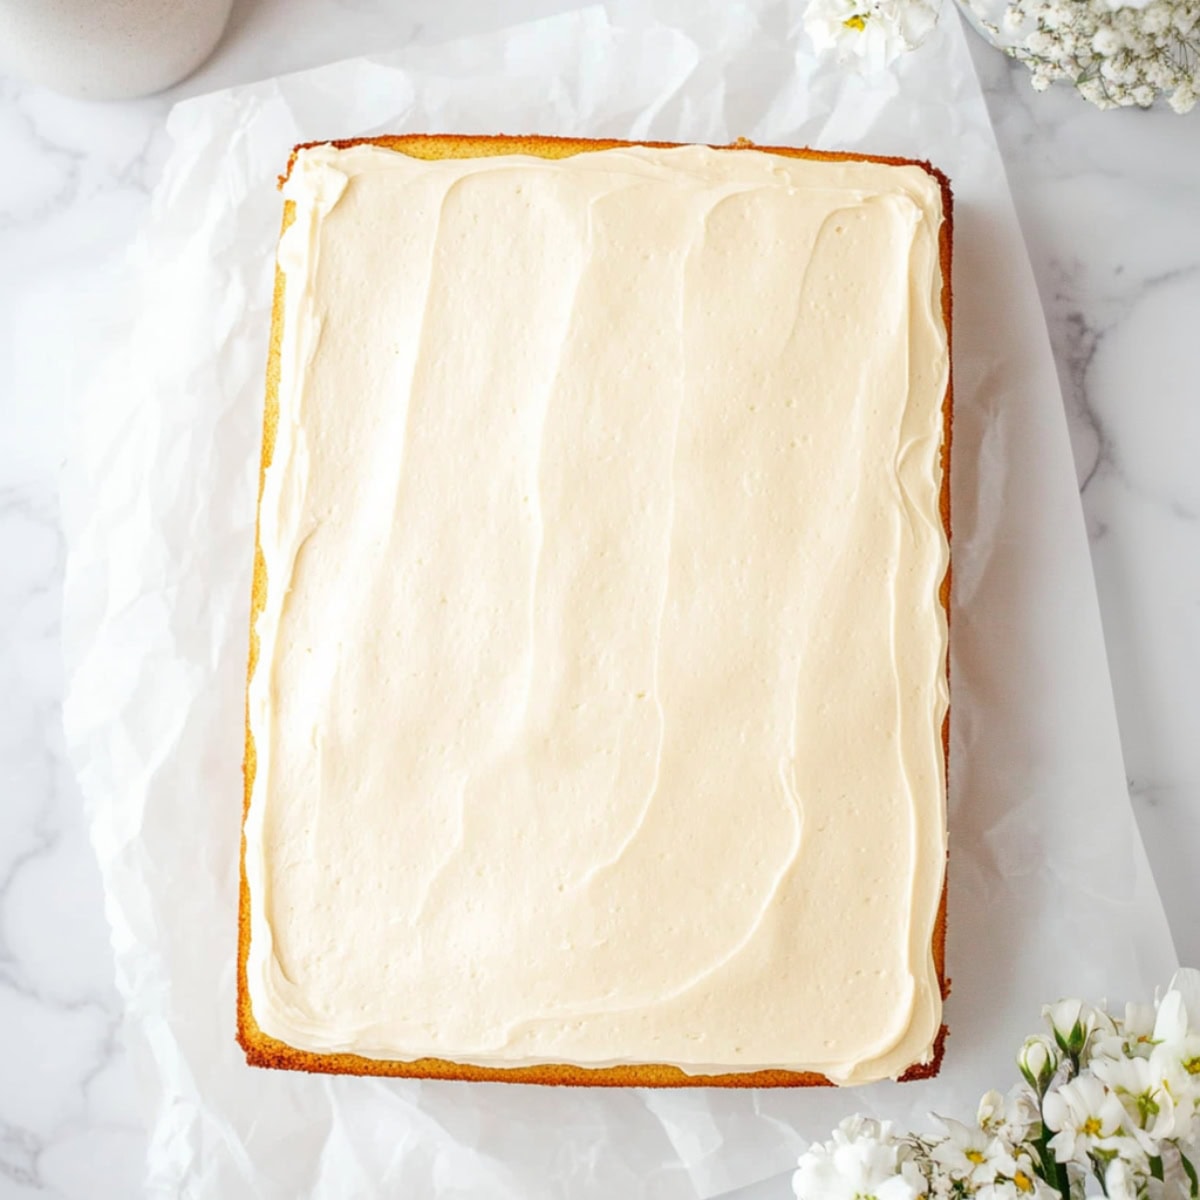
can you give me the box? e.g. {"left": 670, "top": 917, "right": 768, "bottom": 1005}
{"left": 0, "top": 0, "right": 234, "bottom": 100}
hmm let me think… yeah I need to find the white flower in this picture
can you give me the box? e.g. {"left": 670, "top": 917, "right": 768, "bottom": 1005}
{"left": 1103, "top": 1155, "right": 1163, "bottom": 1200}
{"left": 1093, "top": 25, "right": 1124, "bottom": 50}
{"left": 1156, "top": 970, "right": 1200, "bottom": 1041}
{"left": 1093, "top": 1001, "right": 1159, "bottom": 1059}
{"left": 1043, "top": 1075, "right": 1132, "bottom": 1164}
{"left": 976, "top": 1172, "right": 1060, "bottom": 1199}
{"left": 793, "top": 1117, "right": 926, "bottom": 1200}
{"left": 1145, "top": 58, "right": 1175, "bottom": 87}
{"left": 1041, "top": 3, "right": 1068, "bottom": 28}
{"left": 1102, "top": 56, "right": 1141, "bottom": 87}
{"left": 1124, "top": 1003, "right": 1158, "bottom": 1039}
{"left": 1105, "top": 1158, "right": 1137, "bottom": 1200}
{"left": 978, "top": 1087, "right": 1041, "bottom": 1146}
{"left": 978, "top": 1090, "right": 1007, "bottom": 1130}
{"left": 929, "top": 1116, "right": 1010, "bottom": 1185}
{"left": 803, "top": 0, "right": 938, "bottom": 68}
{"left": 1147, "top": 969, "right": 1200, "bottom": 1135}
{"left": 1170, "top": 80, "right": 1198, "bottom": 114}
{"left": 1091, "top": 1053, "right": 1178, "bottom": 1151}
{"left": 1149, "top": 1050, "right": 1200, "bottom": 1141}
{"left": 1139, "top": 6, "right": 1171, "bottom": 33}
{"left": 1007, "top": 1089, "right": 1044, "bottom": 1144}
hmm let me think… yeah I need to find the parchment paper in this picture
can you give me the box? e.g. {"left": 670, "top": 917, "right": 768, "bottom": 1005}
{"left": 61, "top": 2, "right": 1180, "bottom": 1197}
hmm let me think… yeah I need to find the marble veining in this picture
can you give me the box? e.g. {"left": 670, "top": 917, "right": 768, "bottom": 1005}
{"left": 0, "top": 488, "right": 146, "bottom": 1196}
{"left": 0, "top": 5, "right": 1197, "bottom": 1196}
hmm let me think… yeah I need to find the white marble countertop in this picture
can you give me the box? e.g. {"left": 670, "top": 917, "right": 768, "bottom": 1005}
{"left": 1, "top": 0, "right": 1197, "bottom": 1194}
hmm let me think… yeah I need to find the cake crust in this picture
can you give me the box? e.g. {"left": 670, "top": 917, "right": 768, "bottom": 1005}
{"left": 238, "top": 133, "right": 954, "bottom": 1087}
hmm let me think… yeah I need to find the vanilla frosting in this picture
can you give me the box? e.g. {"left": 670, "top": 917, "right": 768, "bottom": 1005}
{"left": 244, "top": 142, "right": 950, "bottom": 1084}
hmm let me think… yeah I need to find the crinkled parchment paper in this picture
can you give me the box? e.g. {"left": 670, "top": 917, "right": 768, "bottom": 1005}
{"left": 61, "top": 2, "right": 1178, "bottom": 1196}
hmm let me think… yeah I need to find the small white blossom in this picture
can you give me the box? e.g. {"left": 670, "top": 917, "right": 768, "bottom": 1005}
{"left": 1171, "top": 80, "right": 1198, "bottom": 112}
{"left": 1140, "top": 6, "right": 1172, "bottom": 32}
{"left": 1146, "top": 58, "right": 1175, "bottom": 86}
{"left": 793, "top": 1117, "right": 926, "bottom": 1200}
{"left": 1078, "top": 78, "right": 1108, "bottom": 106}
{"left": 1104, "top": 55, "right": 1142, "bottom": 86}
{"left": 1173, "top": 1, "right": 1199, "bottom": 29}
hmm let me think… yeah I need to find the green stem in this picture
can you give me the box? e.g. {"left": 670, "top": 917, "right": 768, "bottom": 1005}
{"left": 1032, "top": 1121, "right": 1070, "bottom": 1200}
{"left": 1033, "top": 1125, "right": 1056, "bottom": 1183}
{"left": 1150, "top": 1155, "right": 1165, "bottom": 1182}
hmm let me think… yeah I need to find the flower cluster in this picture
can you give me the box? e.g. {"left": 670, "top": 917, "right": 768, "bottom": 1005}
{"left": 792, "top": 969, "right": 1200, "bottom": 1200}
{"left": 804, "top": 0, "right": 1200, "bottom": 111}
{"left": 983, "top": 0, "right": 1200, "bottom": 112}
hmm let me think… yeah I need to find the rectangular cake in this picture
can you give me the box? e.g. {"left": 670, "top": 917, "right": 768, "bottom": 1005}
{"left": 239, "top": 135, "right": 952, "bottom": 1087}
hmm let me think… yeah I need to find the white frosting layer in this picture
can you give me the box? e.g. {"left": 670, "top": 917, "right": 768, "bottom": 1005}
{"left": 245, "top": 142, "right": 949, "bottom": 1083}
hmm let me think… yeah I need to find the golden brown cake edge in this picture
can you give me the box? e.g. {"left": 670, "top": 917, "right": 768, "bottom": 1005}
{"left": 238, "top": 133, "right": 954, "bottom": 1087}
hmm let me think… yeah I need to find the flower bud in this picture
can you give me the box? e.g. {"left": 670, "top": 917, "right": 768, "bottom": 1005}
{"left": 1019, "top": 1033, "right": 1060, "bottom": 1092}
{"left": 1045, "top": 999, "right": 1085, "bottom": 1054}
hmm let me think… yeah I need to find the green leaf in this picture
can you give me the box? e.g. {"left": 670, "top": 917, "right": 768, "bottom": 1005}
{"left": 1055, "top": 1158, "right": 1070, "bottom": 1200}
{"left": 1181, "top": 1150, "right": 1199, "bottom": 1199}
